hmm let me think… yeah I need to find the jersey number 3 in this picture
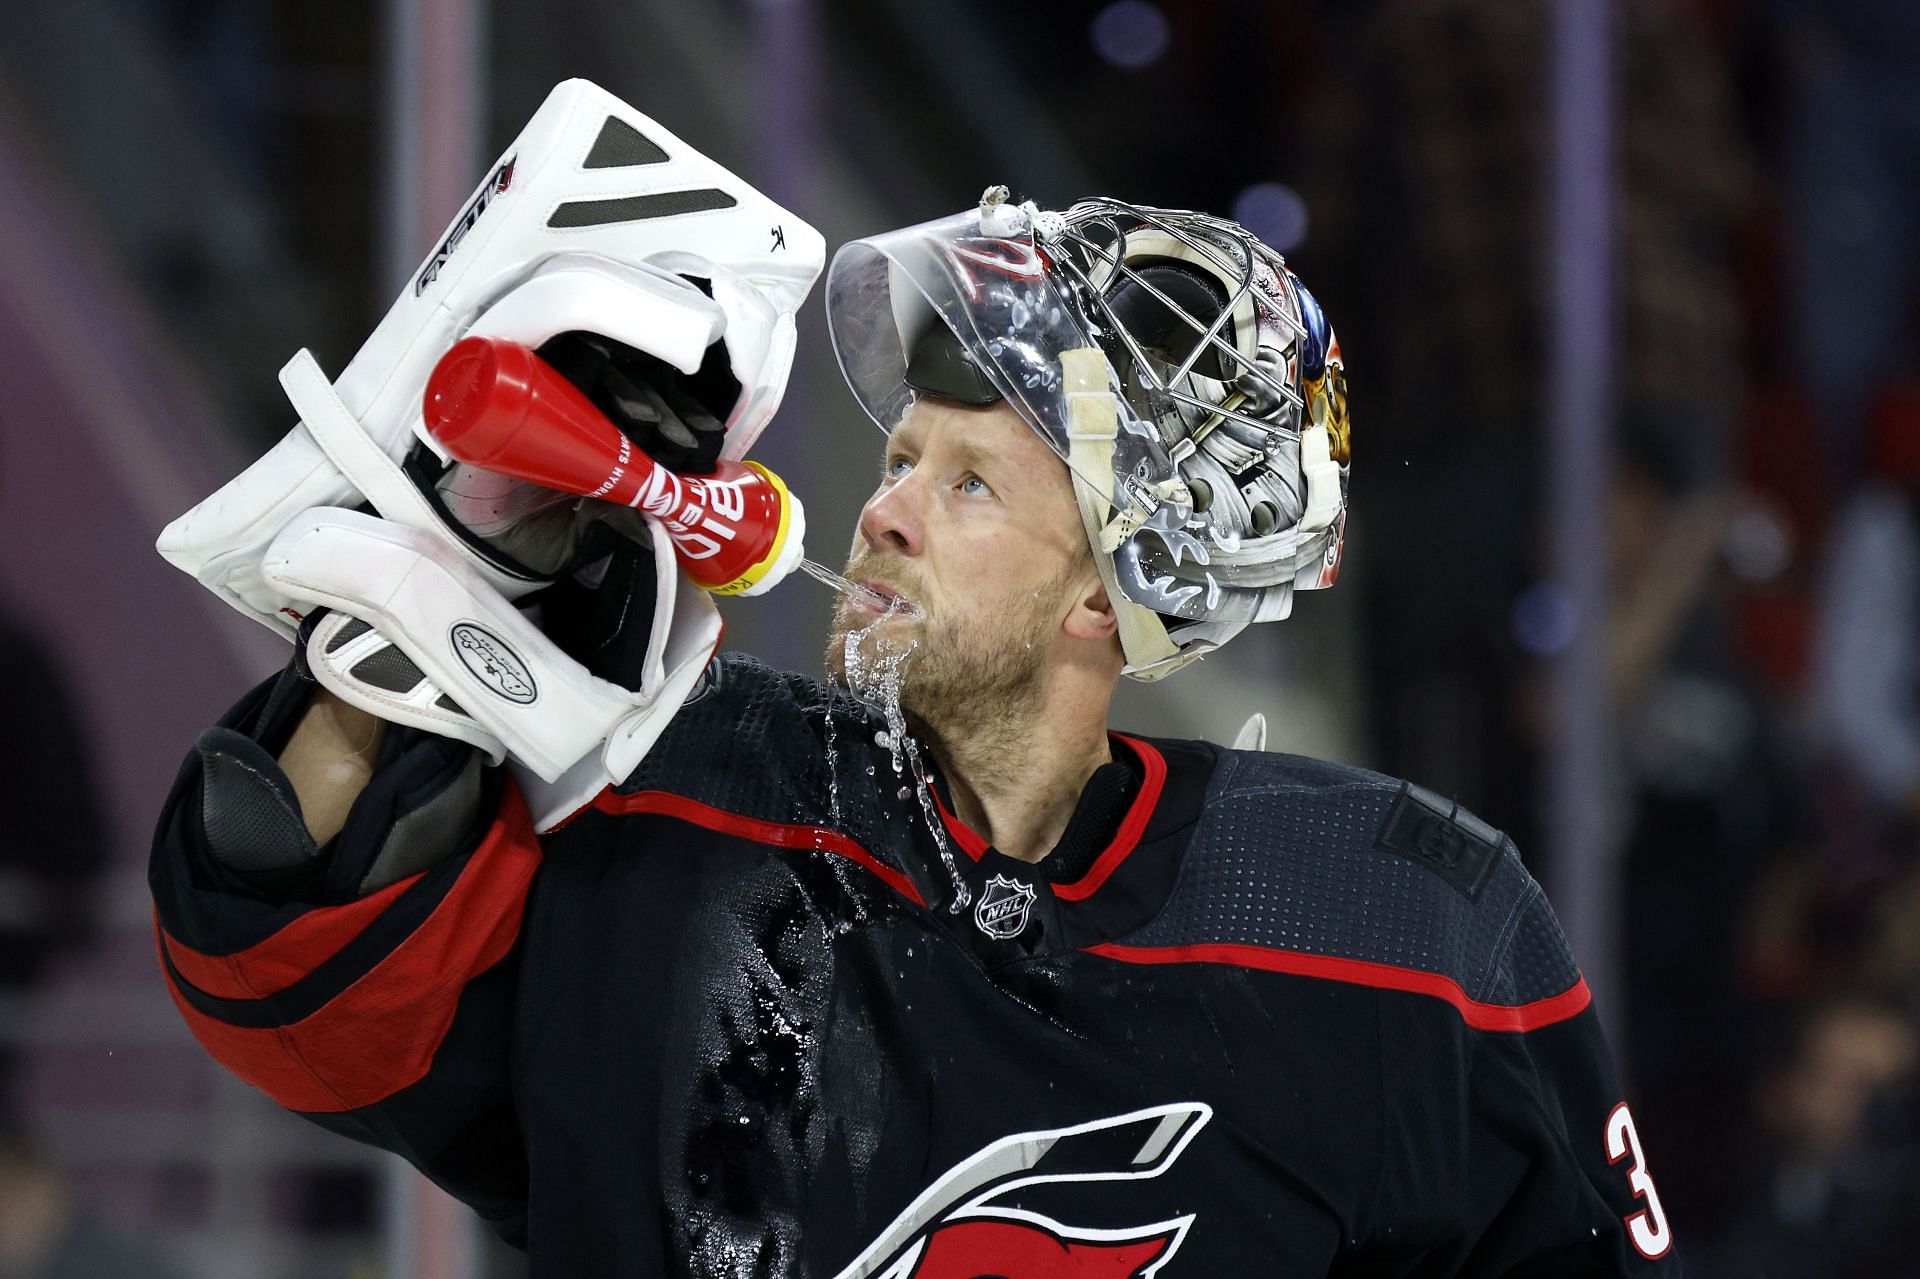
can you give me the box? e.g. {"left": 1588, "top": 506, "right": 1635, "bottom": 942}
{"left": 1604, "top": 1102, "right": 1672, "bottom": 1260}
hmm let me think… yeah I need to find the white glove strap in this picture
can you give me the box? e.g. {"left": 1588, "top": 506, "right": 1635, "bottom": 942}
{"left": 304, "top": 610, "right": 508, "bottom": 761}
{"left": 261, "top": 507, "right": 720, "bottom": 799}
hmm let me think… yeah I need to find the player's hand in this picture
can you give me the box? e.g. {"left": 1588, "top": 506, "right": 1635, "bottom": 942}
{"left": 157, "top": 80, "right": 824, "bottom": 824}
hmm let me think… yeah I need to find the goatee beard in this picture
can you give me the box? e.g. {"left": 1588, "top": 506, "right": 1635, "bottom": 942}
{"left": 826, "top": 559, "right": 1060, "bottom": 781}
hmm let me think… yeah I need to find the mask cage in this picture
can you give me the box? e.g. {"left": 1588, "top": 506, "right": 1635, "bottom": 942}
{"left": 1040, "top": 199, "right": 1309, "bottom": 456}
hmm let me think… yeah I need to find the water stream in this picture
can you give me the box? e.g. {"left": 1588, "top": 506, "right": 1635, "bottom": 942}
{"left": 798, "top": 559, "right": 893, "bottom": 614}
{"left": 800, "top": 559, "right": 971, "bottom": 911}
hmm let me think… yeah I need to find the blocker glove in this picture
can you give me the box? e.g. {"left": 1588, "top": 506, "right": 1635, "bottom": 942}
{"left": 155, "top": 79, "right": 825, "bottom": 828}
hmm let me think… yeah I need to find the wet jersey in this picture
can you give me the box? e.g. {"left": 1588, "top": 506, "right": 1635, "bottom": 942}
{"left": 150, "top": 653, "right": 1678, "bottom": 1276}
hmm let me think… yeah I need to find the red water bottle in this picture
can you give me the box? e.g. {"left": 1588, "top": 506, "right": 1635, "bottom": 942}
{"left": 422, "top": 335, "right": 803, "bottom": 596}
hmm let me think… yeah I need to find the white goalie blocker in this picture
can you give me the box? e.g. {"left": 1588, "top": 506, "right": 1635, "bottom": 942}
{"left": 158, "top": 79, "right": 826, "bottom": 828}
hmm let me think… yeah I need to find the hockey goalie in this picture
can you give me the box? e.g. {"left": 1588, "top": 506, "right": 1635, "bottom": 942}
{"left": 147, "top": 80, "right": 1676, "bottom": 1276}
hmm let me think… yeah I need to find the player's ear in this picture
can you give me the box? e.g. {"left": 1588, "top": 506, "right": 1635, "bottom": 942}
{"left": 1062, "top": 567, "right": 1119, "bottom": 644}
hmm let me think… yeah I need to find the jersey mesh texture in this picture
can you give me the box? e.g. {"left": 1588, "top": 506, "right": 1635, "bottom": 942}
{"left": 617, "top": 654, "right": 915, "bottom": 880}
{"left": 1117, "top": 752, "right": 1576, "bottom": 1005}
{"left": 1479, "top": 889, "right": 1582, "bottom": 1007}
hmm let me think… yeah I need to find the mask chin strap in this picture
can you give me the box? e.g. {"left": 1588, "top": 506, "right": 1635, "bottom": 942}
{"left": 1058, "top": 348, "right": 1210, "bottom": 683}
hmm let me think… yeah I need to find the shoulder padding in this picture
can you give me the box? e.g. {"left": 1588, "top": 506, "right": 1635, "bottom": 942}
{"left": 608, "top": 653, "right": 913, "bottom": 877}
{"left": 618, "top": 652, "right": 827, "bottom": 808}
{"left": 1115, "top": 749, "right": 1583, "bottom": 1013}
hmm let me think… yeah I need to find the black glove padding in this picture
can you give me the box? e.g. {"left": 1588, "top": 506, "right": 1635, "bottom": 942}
{"left": 414, "top": 328, "right": 735, "bottom": 582}
{"left": 191, "top": 625, "right": 498, "bottom": 905}
{"left": 536, "top": 329, "right": 733, "bottom": 475}
{"left": 533, "top": 517, "right": 664, "bottom": 691}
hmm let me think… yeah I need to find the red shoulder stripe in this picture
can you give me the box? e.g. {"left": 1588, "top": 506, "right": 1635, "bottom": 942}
{"left": 161, "top": 867, "right": 423, "bottom": 1002}
{"left": 1051, "top": 735, "right": 1166, "bottom": 902}
{"left": 1086, "top": 940, "right": 1593, "bottom": 1033}
{"left": 160, "top": 781, "right": 542, "bottom": 1113}
{"left": 592, "top": 789, "right": 927, "bottom": 907}
{"left": 924, "top": 734, "right": 1167, "bottom": 899}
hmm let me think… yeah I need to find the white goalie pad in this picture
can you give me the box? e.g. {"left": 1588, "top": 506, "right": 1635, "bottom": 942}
{"left": 157, "top": 77, "right": 825, "bottom": 639}
{"left": 264, "top": 507, "right": 722, "bottom": 831}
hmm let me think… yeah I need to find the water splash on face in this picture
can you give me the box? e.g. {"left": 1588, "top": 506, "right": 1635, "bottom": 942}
{"left": 807, "top": 560, "right": 903, "bottom": 832}
{"left": 804, "top": 561, "right": 970, "bottom": 912}
{"left": 839, "top": 607, "right": 971, "bottom": 913}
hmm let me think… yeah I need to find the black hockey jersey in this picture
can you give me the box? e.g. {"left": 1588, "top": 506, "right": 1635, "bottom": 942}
{"left": 150, "top": 653, "right": 1678, "bottom": 1276}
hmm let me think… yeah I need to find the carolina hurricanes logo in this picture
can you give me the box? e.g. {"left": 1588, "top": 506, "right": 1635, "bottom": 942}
{"left": 831, "top": 1103, "right": 1211, "bottom": 1279}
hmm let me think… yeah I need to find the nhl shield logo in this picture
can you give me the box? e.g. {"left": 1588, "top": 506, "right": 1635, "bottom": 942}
{"left": 974, "top": 874, "right": 1038, "bottom": 940}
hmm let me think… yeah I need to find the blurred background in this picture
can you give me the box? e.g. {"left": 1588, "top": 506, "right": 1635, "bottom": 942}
{"left": 1, "top": 0, "right": 1917, "bottom": 1274}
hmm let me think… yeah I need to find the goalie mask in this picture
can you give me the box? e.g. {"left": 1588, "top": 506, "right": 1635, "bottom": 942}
{"left": 825, "top": 189, "right": 1350, "bottom": 681}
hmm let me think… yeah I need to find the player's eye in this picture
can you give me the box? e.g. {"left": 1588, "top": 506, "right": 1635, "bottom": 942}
{"left": 960, "top": 474, "right": 993, "bottom": 498}
{"left": 884, "top": 455, "right": 914, "bottom": 480}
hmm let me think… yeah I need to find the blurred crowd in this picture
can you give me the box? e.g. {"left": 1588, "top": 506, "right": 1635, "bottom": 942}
{"left": 1293, "top": 0, "right": 1920, "bottom": 1272}
{"left": 6, "top": 0, "right": 1920, "bottom": 1273}
{"left": 0, "top": 607, "right": 177, "bottom": 1277}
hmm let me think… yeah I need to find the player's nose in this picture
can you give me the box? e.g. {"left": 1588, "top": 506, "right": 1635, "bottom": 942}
{"left": 858, "top": 474, "right": 925, "bottom": 556}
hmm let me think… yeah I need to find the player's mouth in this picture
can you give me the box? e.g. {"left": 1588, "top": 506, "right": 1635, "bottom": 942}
{"left": 852, "top": 579, "right": 920, "bottom": 618}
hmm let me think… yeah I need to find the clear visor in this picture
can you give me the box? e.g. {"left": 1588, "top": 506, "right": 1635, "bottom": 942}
{"left": 824, "top": 208, "right": 1181, "bottom": 510}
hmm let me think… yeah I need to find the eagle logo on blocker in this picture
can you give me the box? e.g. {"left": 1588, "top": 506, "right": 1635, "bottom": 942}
{"left": 974, "top": 874, "right": 1039, "bottom": 940}
{"left": 829, "top": 1103, "right": 1211, "bottom": 1279}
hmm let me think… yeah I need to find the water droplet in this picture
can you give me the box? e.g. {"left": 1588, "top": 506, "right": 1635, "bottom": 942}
{"left": 839, "top": 598, "right": 971, "bottom": 910}
{"left": 822, "top": 698, "right": 843, "bottom": 826}
{"left": 797, "top": 558, "right": 918, "bottom": 617}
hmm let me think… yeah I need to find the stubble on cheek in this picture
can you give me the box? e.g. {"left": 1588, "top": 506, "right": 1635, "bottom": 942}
{"left": 823, "top": 551, "right": 923, "bottom": 689}
{"left": 891, "top": 579, "right": 1068, "bottom": 743}
{"left": 823, "top": 535, "right": 1085, "bottom": 746}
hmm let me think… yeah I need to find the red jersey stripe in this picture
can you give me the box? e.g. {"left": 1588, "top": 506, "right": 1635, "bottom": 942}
{"left": 1086, "top": 940, "right": 1593, "bottom": 1033}
{"left": 160, "top": 781, "right": 543, "bottom": 1113}
{"left": 161, "top": 869, "right": 425, "bottom": 1002}
{"left": 926, "top": 782, "right": 989, "bottom": 862}
{"left": 1050, "top": 735, "right": 1167, "bottom": 902}
{"left": 592, "top": 789, "right": 927, "bottom": 908}
{"left": 925, "top": 734, "right": 1167, "bottom": 896}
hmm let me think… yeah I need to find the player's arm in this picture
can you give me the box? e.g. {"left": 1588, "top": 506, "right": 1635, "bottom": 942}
{"left": 1461, "top": 1001, "right": 1677, "bottom": 1275}
{"left": 1360, "top": 883, "right": 1677, "bottom": 1275}
{"left": 279, "top": 688, "right": 386, "bottom": 843}
{"left": 149, "top": 80, "right": 825, "bottom": 1243}
{"left": 152, "top": 322, "right": 761, "bottom": 1243}
{"left": 150, "top": 646, "right": 537, "bottom": 1241}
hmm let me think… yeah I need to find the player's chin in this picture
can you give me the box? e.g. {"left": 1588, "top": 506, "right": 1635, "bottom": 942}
{"left": 824, "top": 609, "right": 910, "bottom": 679}
{"left": 836, "top": 596, "right": 924, "bottom": 634}
{"left": 822, "top": 622, "right": 851, "bottom": 687}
